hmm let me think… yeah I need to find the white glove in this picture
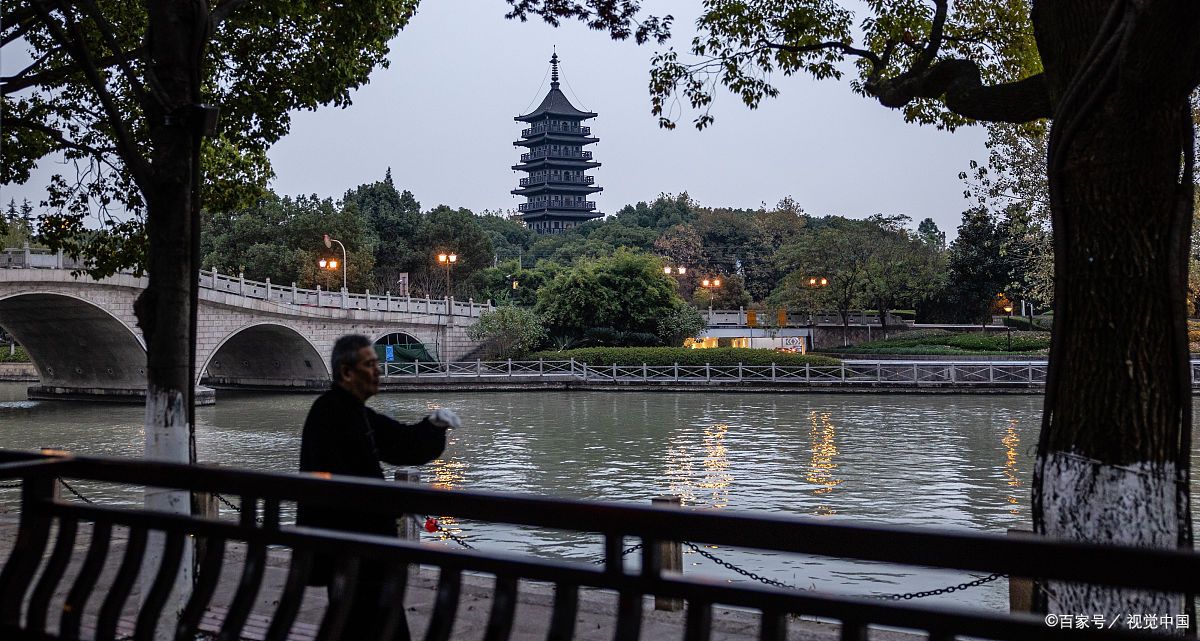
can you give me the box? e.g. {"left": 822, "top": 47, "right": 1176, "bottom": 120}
{"left": 428, "top": 408, "right": 461, "bottom": 429}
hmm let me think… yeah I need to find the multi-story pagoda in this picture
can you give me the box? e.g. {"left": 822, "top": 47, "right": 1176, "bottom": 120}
{"left": 512, "top": 53, "right": 602, "bottom": 234}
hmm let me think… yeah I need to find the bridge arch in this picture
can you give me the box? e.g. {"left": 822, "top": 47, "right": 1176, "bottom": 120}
{"left": 202, "top": 322, "right": 328, "bottom": 388}
{"left": 0, "top": 291, "right": 146, "bottom": 389}
{"left": 373, "top": 331, "right": 436, "bottom": 362}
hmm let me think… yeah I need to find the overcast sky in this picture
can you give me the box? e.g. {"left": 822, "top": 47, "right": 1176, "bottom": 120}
{"left": 267, "top": 3, "right": 989, "bottom": 237}
{"left": 5, "top": 3, "right": 991, "bottom": 238}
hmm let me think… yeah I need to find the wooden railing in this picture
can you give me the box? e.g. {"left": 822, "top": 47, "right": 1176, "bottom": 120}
{"left": 0, "top": 451, "right": 1193, "bottom": 640}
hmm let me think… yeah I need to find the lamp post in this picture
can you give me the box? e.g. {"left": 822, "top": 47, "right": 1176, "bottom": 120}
{"left": 1002, "top": 303, "right": 1014, "bottom": 351}
{"left": 437, "top": 252, "right": 458, "bottom": 296}
{"left": 322, "top": 234, "right": 347, "bottom": 291}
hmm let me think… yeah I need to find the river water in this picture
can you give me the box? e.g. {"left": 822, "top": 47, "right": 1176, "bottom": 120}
{"left": 0, "top": 383, "right": 1192, "bottom": 611}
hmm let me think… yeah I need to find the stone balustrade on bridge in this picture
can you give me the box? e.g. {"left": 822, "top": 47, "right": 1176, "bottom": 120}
{"left": 0, "top": 266, "right": 489, "bottom": 404}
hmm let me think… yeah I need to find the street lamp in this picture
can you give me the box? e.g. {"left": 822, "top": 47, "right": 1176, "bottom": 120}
{"left": 322, "top": 234, "right": 347, "bottom": 291}
{"left": 807, "top": 276, "right": 828, "bottom": 288}
{"left": 663, "top": 265, "right": 687, "bottom": 275}
{"left": 1003, "top": 303, "right": 1014, "bottom": 351}
{"left": 437, "top": 252, "right": 458, "bottom": 296}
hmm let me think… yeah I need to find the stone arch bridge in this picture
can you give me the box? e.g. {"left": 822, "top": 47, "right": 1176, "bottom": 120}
{"left": 0, "top": 268, "right": 489, "bottom": 403}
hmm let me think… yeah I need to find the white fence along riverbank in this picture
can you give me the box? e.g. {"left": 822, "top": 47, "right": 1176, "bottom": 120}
{"left": 381, "top": 359, "right": 1070, "bottom": 386}
{"left": 381, "top": 359, "right": 1200, "bottom": 387}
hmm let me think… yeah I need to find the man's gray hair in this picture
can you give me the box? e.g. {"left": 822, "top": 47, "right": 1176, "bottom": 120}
{"left": 331, "top": 334, "right": 372, "bottom": 381}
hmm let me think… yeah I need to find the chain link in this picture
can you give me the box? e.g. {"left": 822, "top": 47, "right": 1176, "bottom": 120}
{"left": 58, "top": 479, "right": 93, "bottom": 504}
{"left": 870, "top": 572, "right": 1006, "bottom": 600}
{"left": 684, "top": 541, "right": 799, "bottom": 590}
{"left": 214, "top": 493, "right": 240, "bottom": 512}
{"left": 417, "top": 515, "right": 475, "bottom": 549}
{"left": 590, "top": 542, "right": 644, "bottom": 565}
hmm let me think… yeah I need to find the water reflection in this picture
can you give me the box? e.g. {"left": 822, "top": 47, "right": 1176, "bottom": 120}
{"left": 807, "top": 411, "right": 842, "bottom": 516}
{"left": 1001, "top": 420, "right": 1022, "bottom": 516}
{"left": 665, "top": 421, "right": 732, "bottom": 508}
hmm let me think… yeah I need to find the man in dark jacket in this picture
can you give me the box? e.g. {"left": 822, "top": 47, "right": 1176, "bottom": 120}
{"left": 297, "top": 334, "right": 460, "bottom": 639}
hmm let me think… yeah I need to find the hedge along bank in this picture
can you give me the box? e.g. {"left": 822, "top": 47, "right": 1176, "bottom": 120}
{"left": 527, "top": 347, "right": 841, "bottom": 367}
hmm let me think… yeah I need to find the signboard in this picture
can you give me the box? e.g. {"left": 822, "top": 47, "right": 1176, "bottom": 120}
{"left": 385, "top": 345, "right": 395, "bottom": 362}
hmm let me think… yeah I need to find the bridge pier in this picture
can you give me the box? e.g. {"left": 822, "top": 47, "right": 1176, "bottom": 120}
{"left": 27, "top": 385, "right": 216, "bottom": 405}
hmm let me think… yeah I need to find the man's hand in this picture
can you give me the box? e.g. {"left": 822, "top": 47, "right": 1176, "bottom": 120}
{"left": 428, "top": 408, "right": 461, "bottom": 429}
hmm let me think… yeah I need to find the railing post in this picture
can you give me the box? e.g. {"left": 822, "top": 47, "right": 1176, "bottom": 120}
{"left": 212, "top": 267, "right": 219, "bottom": 288}
{"left": 238, "top": 272, "right": 245, "bottom": 296}
{"left": 840, "top": 361, "right": 846, "bottom": 383}
{"left": 316, "top": 285, "right": 322, "bottom": 306}
{"left": 642, "top": 362, "right": 648, "bottom": 381}
{"left": 265, "top": 277, "right": 271, "bottom": 300}
{"left": 989, "top": 363, "right": 994, "bottom": 383}
{"left": 737, "top": 362, "right": 743, "bottom": 381}
{"left": 651, "top": 495, "right": 683, "bottom": 612}
{"left": 673, "top": 362, "right": 679, "bottom": 381}
{"left": 366, "top": 289, "right": 370, "bottom": 309}
{"left": 507, "top": 358, "right": 513, "bottom": 376}
{"left": 877, "top": 362, "right": 882, "bottom": 383}
{"left": 582, "top": 362, "right": 588, "bottom": 380}
{"left": 569, "top": 357, "right": 576, "bottom": 377}
{"left": 395, "top": 469, "right": 422, "bottom": 541}
{"left": 771, "top": 362, "right": 776, "bottom": 382}
{"left": 386, "top": 290, "right": 391, "bottom": 311}
{"left": 806, "top": 362, "right": 811, "bottom": 382}
{"left": 341, "top": 287, "right": 348, "bottom": 310}
{"left": 612, "top": 362, "right": 617, "bottom": 380}
{"left": 1027, "top": 362, "right": 1033, "bottom": 384}
{"left": 705, "top": 363, "right": 710, "bottom": 382}
{"left": 913, "top": 362, "right": 919, "bottom": 384}
{"left": 476, "top": 359, "right": 482, "bottom": 376}
{"left": 291, "top": 282, "right": 297, "bottom": 304}
{"left": 539, "top": 358, "right": 544, "bottom": 375}
{"left": 950, "top": 363, "right": 957, "bottom": 383}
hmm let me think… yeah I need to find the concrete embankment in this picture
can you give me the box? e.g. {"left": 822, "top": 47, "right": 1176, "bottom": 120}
{"left": 0, "top": 514, "right": 919, "bottom": 641}
{"left": 0, "top": 361, "right": 37, "bottom": 381}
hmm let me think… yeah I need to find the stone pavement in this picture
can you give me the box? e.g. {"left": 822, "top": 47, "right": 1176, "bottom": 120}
{"left": 0, "top": 515, "right": 925, "bottom": 640}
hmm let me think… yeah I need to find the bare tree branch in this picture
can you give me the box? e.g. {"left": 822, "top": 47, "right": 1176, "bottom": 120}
{"left": 1, "top": 48, "right": 140, "bottom": 92}
{"left": 762, "top": 40, "right": 882, "bottom": 71}
{"left": 2, "top": 115, "right": 120, "bottom": 165}
{"left": 869, "top": 61, "right": 1051, "bottom": 123}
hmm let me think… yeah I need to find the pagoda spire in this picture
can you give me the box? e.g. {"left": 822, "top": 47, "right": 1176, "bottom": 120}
{"left": 550, "top": 51, "right": 560, "bottom": 88}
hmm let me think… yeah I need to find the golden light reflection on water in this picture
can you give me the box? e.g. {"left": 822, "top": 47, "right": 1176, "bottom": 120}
{"left": 429, "top": 456, "right": 468, "bottom": 491}
{"left": 807, "top": 411, "right": 842, "bottom": 515}
{"left": 1002, "top": 419, "right": 1022, "bottom": 515}
{"left": 665, "top": 422, "right": 732, "bottom": 508}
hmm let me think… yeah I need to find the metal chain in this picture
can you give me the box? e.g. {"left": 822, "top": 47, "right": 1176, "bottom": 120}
{"left": 417, "top": 515, "right": 475, "bottom": 550}
{"left": 58, "top": 479, "right": 93, "bottom": 504}
{"left": 590, "top": 542, "right": 644, "bottom": 565}
{"left": 684, "top": 542, "right": 798, "bottom": 590}
{"left": 214, "top": 493, "right": 240, "bottom": 512}
{"left": 0, "top": 481, "right": 22, "bottom": 488}
{"left": 871, "top": 572, "right": 1006, "bottom": 600}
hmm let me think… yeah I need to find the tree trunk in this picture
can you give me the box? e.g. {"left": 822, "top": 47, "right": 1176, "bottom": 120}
{"left": 1032, "top": 0, "right": 1194, "bottom": 620}
{"left": 130, "top": 2, "right": 208, "bottom": 636}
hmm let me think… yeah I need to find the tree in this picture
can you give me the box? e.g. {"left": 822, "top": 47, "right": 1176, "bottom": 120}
{"left": 535, "top": 249, "right": 682, "bottom": 341}
{"left": 942, "top": 207, "right": 1011, "bottom": 325}
{"left": 773, "top": 220, "right": 875, "bottom": 345}
{"left": 917, "top": 218, "right": 946, "bottom": 249}
{"left": 508, "top": 2, "right": 1198, "bottom": 616}
{"left": 656, "top": 301, "right": 707, "bottom": 347}
{"left": 860, "top": 217, "right": 944, "bottom": 339}
{"left": 466, "top": 306, "right": 547, "bottom": 359}
{"left": 5, "top": 1, "right": 420, "bottom": 624}
{"left": 412, "top": 206, "right": 494, "bottom": 297}
{"left": 342, "top": 169, "right": 423, "bottom": 293}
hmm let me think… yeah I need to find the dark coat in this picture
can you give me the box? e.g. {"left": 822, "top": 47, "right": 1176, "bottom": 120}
{"left": 296, "top": 385, "right": 448, "bottom": 585}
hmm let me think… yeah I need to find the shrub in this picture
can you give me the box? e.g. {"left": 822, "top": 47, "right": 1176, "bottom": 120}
{"left": 0, "top": 346, "right": 29, "bottom": 362}
{"left": 527, "top": 347, "right": 840, "bottom": 366}
{"left": 466, "top": 306, "right": 546, "bottom": 359}
{"left": 840, "top": 331, "right": 1050, "bottom": 354}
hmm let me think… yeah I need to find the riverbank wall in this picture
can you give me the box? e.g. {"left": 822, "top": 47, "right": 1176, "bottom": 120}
{"left": 0, "top": 362, "right": 37, "bottom": 381}
{"left": 378, "top": 375, "right": 1047, "bottom": 394}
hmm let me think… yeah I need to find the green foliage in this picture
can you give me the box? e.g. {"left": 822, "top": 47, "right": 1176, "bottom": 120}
{"left": 0, "top": 346, "right": 30, "bottom": 363}
{"left": 466, "top": 306, "right": 547, "bottom": 359}
{"left": 4, "top": 0, "right": 422, "bottom": 276}
{"left": 201, "top": 193, "right": 375, "bottom": 289}
{"left": 840, "top": 330, "right": 1050, "bottom": 354}
{"left": 528, "top": 347, "right": 840, "bottom": 366}
{"left": 535, "top": 249, "right": 682, "bottom": 340}
{"left": 342, "top": 169, "right": 423, "bottom": 293}
{"left": 656, "top": 302, "right": 707, "bottom": 347}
